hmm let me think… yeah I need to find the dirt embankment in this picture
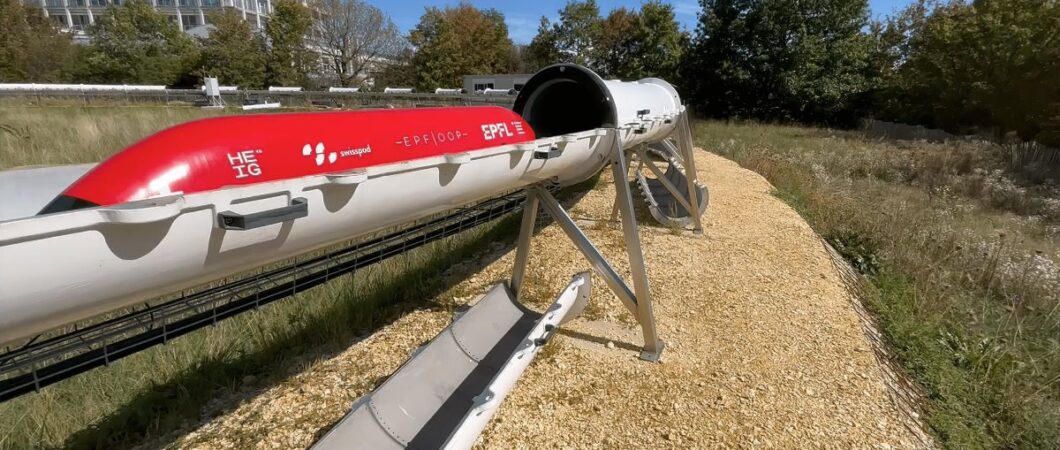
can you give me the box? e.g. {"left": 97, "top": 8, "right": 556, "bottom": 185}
{"left": 166, "top": 150, "right": 930, "bottom": 449}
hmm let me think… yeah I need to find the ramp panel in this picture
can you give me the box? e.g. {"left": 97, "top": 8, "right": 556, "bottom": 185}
{"left": 314, "top": 273, "right": 590, "bottom": 450}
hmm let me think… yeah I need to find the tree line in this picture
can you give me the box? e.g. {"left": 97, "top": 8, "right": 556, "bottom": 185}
{"left": 0, "top": 0, "right": 400, "bottom": 89}
{"left": 0, "top": 0, "right": 687, "bottom": 90}
{"left": 685, "top": 0, "right": 1059, "bottom": 145}
{"left": 1, "top": 0, "right": 1057, "bottom": 145}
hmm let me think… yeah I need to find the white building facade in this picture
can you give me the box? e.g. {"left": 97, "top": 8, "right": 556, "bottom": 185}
{"left": 27, "top": 0, "right": 275, "bottom": 40}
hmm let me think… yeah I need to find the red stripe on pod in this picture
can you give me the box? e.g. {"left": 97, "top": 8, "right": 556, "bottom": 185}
{"left": 62, "top": 106, "right": 535, "bottom": 207}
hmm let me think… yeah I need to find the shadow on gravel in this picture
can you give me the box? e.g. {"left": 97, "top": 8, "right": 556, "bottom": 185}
{"left": 557, "top": 328, "right": 641, "bottom": 353}
{"left": 61, "top": 179, "right": 600, "bottom": 450}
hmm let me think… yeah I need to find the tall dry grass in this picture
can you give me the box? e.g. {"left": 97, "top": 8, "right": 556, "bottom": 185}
{"left": 696, "top": 120, "right": 1059, "bottom": 449}
{"left": 0, "top": 105, "right": 230, "bottom": 169}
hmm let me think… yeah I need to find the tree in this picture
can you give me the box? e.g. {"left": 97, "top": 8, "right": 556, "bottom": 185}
{"left": 528, "top": 0, "right": 601, "bottom": 68}
{"left": 885, "top": 0, "right": 1060, "bottom": 141}
{"left": 636, "top": 1, "right": 686, "bottom": 82}
{"left": 0, "top": 0, "right": 79, "bottom": 82}
{"left": 594, "top": 7, "right": 641, "bottom": 78}
{"left": 82, "top": 0, "right": 200, "bottom": 85}
{"left": 265, "top": 0, "right": 314, "bottom": 87}
{"left": 312, "top": 0, "right": 405, "bottom": 87}
{"left": 525, "top": 17, "right": 562, "bottom": 71}
{"left": 865, "top": 1, "right": 932, "bottom": 124}
{"left": 683, "top": 0, "right": 872, "bottom": 124}
{"left": 373, "top": 47, "right": 415, "bottom": 89}
{"left": 506, "top": 44, "right": 531, "bottom": 74}
{"left": 681, "top": 0, "right": 750, "bottom": 118}
{"left": 525, "top": 1, "right": 684, "bottom": 79}
{"left": 552, "top": 0, "right": 601, "bottom": 66}
{"left": 200, "top": 8, "right": 266, "bottom": 89}
{"left": 594, "top": 2, "right": 686, "bottom": 80}
{"left": 409, "top": 3, "right": 513, "bottom": 91}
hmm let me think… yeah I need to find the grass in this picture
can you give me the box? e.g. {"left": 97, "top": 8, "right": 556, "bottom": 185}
{"left": 0, "top": 103, "right": 330, "bottom": 169}
{"left": 695, "top": 120, "right": 1060, "bottom": 449}
{"left": 0, "top": 105, "right": 225, "bottom": 169}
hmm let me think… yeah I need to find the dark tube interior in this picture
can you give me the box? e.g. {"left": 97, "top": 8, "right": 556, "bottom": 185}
{"left": 513, "top": 64, "right": 616, "bottom": 138}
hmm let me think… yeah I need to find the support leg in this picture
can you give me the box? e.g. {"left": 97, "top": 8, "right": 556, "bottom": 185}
{"left": 610, "top": 135, "right": 665, "bottom": 361}
{"left": 510, "top": 190, "right": 539, "bottom": 302}
{"left": 677, "top": 112, "right": 704, "bottom": 235}
{"left": 534, "top": 187, "right": 638, "bottom": 317}
{"left": 609, "top": 155, "right": 639, "bottom": 223}
{"left": 636, "top": 146, "right": 695, "bottom": 214}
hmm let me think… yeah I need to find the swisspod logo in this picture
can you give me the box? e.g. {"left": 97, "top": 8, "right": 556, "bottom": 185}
{"left": 302, "top": 142, "right": 337, "bottom": 166}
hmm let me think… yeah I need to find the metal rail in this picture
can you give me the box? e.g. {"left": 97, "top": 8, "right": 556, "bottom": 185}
{"left": 0, "top": 191, "right": 531, "bottom": 402}
{"left": 0, "top": 89, "right": 515, "bottom": 109}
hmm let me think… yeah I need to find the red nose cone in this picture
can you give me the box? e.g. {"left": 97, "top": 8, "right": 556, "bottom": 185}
{"left": 41, "top": 106, "right": 534, "bottom": 214}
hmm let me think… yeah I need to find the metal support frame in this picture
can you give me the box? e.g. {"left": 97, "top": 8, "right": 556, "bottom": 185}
{"left": 623, "top": 109, "right": 705, "bottom": 233}
{"left": 635, "top": 146, "right": 695, "bottom": 214}
{"left": 510, "top": 130, "right": 664, "bottom": 361}
{"left": 676, "top": 111, "right": 704, "bottom": 235}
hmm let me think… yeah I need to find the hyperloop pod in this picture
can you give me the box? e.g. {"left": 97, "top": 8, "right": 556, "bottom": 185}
{"left": 0, "top": 64, "right": 684, "bottom": 353}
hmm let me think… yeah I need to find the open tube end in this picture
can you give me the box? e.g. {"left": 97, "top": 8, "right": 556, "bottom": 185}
{"left": 513, "top": 64, "right": 617, "bottom": 138}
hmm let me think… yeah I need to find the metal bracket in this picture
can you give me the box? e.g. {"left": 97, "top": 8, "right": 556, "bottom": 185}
{"left": 635, "top": 146, "right": 695, "bottom": 214}
{"left": 217, "top": 197, "right": 308, "bottom": 230}
{"left": 533, "top": 146, "right": 563, "bottom": 160}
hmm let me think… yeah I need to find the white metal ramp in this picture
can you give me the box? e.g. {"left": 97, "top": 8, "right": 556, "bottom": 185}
{"left": 313, "top": 274, "right": 590, "bottom": 450}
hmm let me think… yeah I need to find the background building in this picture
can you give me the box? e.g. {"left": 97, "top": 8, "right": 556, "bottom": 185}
{"left": 27, "top": 0, "right": 276, "bottom": 41}
{"left": 462, "top": 74, "right": 531, "bottom": 93}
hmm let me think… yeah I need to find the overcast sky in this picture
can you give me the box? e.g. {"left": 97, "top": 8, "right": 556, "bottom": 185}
{"left": 361, "top": 0, "right": 917, "bottom": 44}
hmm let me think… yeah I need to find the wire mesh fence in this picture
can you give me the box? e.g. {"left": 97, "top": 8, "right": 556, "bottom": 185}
{"left": 0, "top": 88, "right": 516, "bottom": 109}
{"left": 0, "top": 190, "right": 532, "bottom": 402}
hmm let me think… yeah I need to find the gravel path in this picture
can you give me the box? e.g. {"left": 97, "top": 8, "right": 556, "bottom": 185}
{"left": 167, "top": 151, "right": 929, "bottom": 449}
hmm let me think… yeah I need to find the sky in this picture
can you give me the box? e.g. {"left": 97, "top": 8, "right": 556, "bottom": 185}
{"left": 362, "top": 0, "right": 917, "bottom": 44}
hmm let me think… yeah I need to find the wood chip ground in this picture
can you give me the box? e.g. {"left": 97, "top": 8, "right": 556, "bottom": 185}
{"left": 164, "top": 151, "right": 931, "bottom": 449}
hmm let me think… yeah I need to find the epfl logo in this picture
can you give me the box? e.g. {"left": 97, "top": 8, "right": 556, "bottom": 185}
{"left": 302, "top": 142, "right": 337, "bottom": 166}
{"left": 481, "top": 122, "right": 513, "bottom": 141}
{"left": 481, "top": 121, "right": 525, "bottom": 141}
